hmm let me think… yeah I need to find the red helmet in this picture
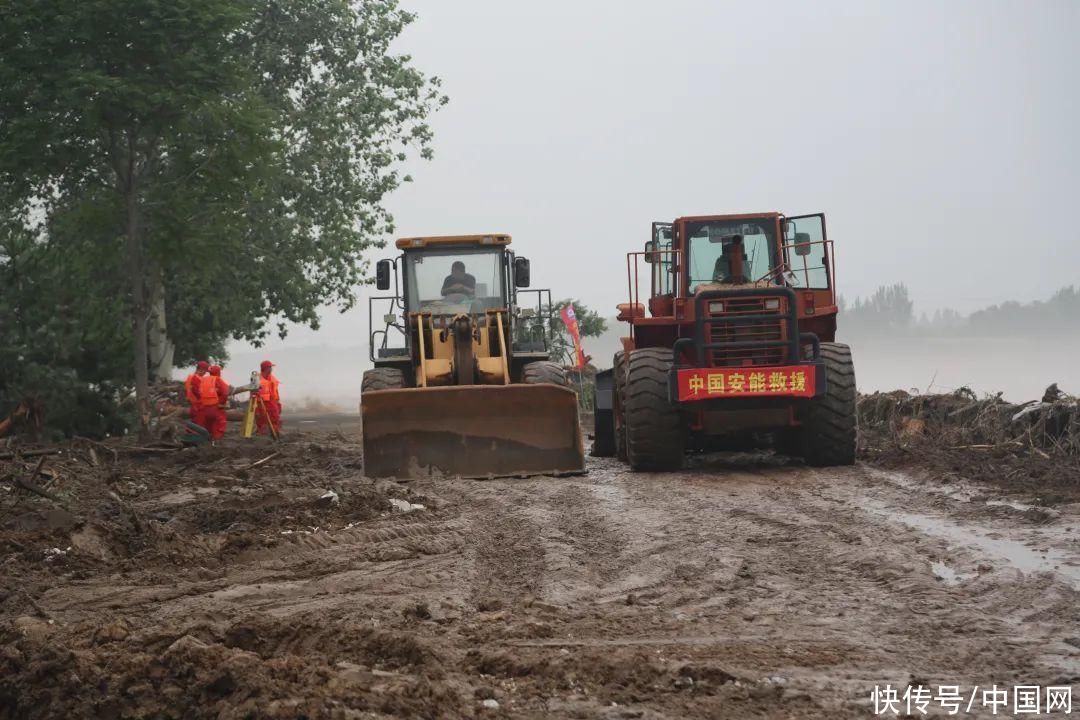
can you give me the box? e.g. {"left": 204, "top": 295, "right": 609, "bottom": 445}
{"left": 260, "top": 360, "right": 274, "bottom": 370}
{"left": 209, "top": 365, "right": 222, "bottom": 376}
{"left": 196, "top": 360, "right": 210, "bottom": 371}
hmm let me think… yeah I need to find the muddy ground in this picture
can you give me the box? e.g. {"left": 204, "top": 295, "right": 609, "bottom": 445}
{"left": 1, "top": 417, "right": 1079, "bottom": 718}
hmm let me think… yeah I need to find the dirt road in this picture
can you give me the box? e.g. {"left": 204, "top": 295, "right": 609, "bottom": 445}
{"left": 2, "top": 430, "right": 1079, "bottom": 718}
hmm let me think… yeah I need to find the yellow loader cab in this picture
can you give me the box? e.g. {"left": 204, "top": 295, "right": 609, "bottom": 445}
{"left": 361, "top": 234, "right": 585, "bottom": 479}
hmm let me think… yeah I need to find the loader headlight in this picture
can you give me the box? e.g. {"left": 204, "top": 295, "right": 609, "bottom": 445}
{"left": 764, "top": 298, "right": 780, "bottom": 311}
{"left": 709, "top": 301, "right": 724, "bottom": 314}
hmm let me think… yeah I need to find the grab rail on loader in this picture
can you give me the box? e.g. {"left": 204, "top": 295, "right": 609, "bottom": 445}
{"left": 368, "top": 294, "right": 409, "bottom": 363}
{"left": 625, "top": 248, "right": 681, "bottom": 312}
{"left": 777, "top": 238, "right": 836, "bottom": 296}
{"left": 513, "top": 287, "right": 554, "bottom": 352}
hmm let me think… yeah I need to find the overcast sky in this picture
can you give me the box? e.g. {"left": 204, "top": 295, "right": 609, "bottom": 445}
{"left": 235, "top": 0, "right": 1079, "bottom": 352}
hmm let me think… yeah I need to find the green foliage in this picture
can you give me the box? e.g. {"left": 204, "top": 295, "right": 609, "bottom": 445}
{"left": 0, "top": 0, "right": 445, "bottom": 434}
{"left": 0, "top": 214, "right": 132, "bottom": 436}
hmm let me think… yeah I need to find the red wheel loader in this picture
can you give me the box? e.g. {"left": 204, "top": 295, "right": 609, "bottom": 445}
{"left": 593, "top": 212, "right": 856, "bottom": 470}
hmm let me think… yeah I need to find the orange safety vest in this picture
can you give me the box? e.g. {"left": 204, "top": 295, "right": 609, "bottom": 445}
{"left": 216, "top": 378, "right": 230, "bottom": 406}
{"left": 199, "top": 373, "right": 221, "bottom": 406}
{"left": 258, "top": 374, "right": 280, "bottom": 403}
{"left": 184, "top": 374, "right": 200, "bottom": 405}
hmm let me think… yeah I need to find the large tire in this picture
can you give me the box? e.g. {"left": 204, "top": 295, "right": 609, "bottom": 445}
{"left": 362, "top": 367, "right": 406, "bottom": 393}
{"left": 623, "top": 348, "right": 684, "bottom": 471}
{"left": 522, "top": 361, "right": 568, "bottom": 387}
{"left": 799, "top": 343, "right": 857, "bottom": 466}
{"left": 613, "top": 351, "right": 628, "bottom": 461}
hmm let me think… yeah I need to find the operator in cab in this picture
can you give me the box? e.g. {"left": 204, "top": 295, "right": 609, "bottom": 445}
{"left": 711, "top": 237, "right": 748, "bottom": 285}
{"left": 441, "top": 261, "right": 476, "bottom": 298}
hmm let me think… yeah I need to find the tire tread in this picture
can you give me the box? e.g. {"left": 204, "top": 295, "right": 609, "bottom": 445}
{"left": 624, "top": 348, "right": 684, "bottom": 471}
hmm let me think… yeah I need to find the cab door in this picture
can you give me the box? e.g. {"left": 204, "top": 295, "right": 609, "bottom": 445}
{"left": 782, "top": 214, "right": 830, "bottom": 290}
{"left": 782, "top": 213, "right": 835, "bottom": 317}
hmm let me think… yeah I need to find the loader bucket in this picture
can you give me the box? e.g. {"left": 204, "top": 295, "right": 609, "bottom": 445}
{"left": 361, "top": 384, "right": 585, "bottom": 480}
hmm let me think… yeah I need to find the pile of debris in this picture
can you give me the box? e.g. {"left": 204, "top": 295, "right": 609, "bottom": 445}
{"left": 859, "top": 383, "right": 1078, "bottom": 457}
{"left": 858, "top": 384, "right": 1080, "bottom": 496}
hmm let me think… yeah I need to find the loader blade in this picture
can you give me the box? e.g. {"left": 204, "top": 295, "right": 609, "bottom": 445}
{"left": 361, "top": 384, "right": 585, "bottom": 479}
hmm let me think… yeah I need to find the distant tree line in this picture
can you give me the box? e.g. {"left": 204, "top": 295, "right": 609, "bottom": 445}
{"left": 839, "top": 285, "right": 1079, "bottom": 338}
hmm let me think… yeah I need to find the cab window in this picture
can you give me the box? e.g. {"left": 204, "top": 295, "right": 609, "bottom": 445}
{"left": 686, "top": 220, "right": 776, "bottom": 293}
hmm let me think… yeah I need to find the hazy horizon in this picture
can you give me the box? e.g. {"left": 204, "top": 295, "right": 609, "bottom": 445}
{"left": 227, "top": 1, "right": 1079, "bottom": 401}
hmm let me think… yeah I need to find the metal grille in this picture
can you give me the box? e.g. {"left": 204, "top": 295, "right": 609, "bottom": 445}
{"left": 706, "top": 297, "right": 787, "bottom": 368}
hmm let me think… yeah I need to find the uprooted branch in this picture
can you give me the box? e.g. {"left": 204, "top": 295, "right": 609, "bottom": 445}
{"left": 4, "top": 457, "right": 68, "bottom": 507}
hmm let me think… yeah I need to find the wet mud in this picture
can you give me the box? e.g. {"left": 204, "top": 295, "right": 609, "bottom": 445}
{"left": 1, "top": 428, "right": 1078, "bottom": 718}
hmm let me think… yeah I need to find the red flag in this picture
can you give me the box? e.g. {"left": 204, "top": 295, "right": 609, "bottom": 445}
{"left": 560, "top": 304, "right": 586, "bottom": 368}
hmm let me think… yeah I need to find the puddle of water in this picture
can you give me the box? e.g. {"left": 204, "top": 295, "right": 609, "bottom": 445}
{"left": 929, "top": 561, "right": 965, "bottom": 585}
{"left": 865, "top": 468, "right": 1047, "bottom": 514}
{"left": 985, "top": 498, "right": 1044, "bottom": 513}
{"left": 863, "top": 500, "right": 1080, "bottom": 590}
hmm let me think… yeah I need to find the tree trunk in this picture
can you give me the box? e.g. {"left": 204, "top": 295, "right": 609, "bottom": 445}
{"left": 126, "top": 184, "right": 151, "bottom": 441}
{"left": 147, "top": 264, "right": 175, "bottom": 382}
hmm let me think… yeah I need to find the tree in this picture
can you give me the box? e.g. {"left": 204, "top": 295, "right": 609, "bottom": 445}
{"left": 0, "top": 1, "right": 445, "bottom": 437}
{"left": 0, "top": 203, "right": 133, "bottom": 437}
{"left": 841, "top": 283, "right": 913, "bottom": 335}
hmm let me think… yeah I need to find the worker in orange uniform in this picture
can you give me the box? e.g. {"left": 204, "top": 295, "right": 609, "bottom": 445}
{"left": 206, "top": 365, "right": 231, "bottom": 441}
{"left": 255, "top": 360, "right": 282, "bottom": 436}
{"left": 194, "top": 365, "right": 227, "bottom": 443}
{"left": 184, "top": 361, "right": 210, "bottom": 422}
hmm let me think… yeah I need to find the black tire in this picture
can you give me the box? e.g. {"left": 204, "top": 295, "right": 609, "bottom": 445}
{"left": 613, "top": 351, "right": 628, "bottom": 461}
{"left": 623, "top": 348, "right": 684, "bottom": 471}
{"left": 522, "top": 361, "right": 568, "bottom": 387}
{"left": 799, "top": 343, "right": 857, "bottom": 466}
{"left": 362, "top": 367, "right": 406, "bottom": 393}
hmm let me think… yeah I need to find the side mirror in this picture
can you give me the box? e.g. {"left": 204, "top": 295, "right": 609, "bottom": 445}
{"left": 794, "top": 232, "right": 812, "bottom": 257}
{"left": 514, "top": 257, "right": 531, "bottom": 288}
{"left": 643, "top": 240, "right": 657, "bottom": 264}
{"left": 375, "top": 260, "right": 391, "bottom": 290}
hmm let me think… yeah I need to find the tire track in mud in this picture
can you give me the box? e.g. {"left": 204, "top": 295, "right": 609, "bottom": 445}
{"left": 11, "top": 434, "right": 1080, "bottom": 719}
{"left": 718, "top": 463, "right": 1076, "bottom": 690}
{"left": 42, "top": 509, "right": 472, "bottom": 626}
{"left": 466, "top": 483, "right": 549, "bottom": 606}
{"left": 532, "top": 457, "right": 1078, "bottom": 703}
{"left": 528, "top": 481, "right": 629, "bottom": 605}
{"left": 463, "top": 476, "right": 632, "bottom": 607}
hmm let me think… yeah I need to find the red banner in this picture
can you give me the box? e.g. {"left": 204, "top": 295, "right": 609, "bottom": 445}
{"left": 675, "top": 366, "right": 817, "bottom": 402}
{"left": 559, "top": 304, "right": 586, "bottom": 368}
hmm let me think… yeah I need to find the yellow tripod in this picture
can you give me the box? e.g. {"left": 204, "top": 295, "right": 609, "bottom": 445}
{"left": 240, "top": 371, "right": 279, "bottom": 440}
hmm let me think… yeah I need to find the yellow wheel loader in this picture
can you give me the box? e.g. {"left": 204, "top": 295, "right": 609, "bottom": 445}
{"left": 361, "top": 234, "right": 585, "bottom": 479}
